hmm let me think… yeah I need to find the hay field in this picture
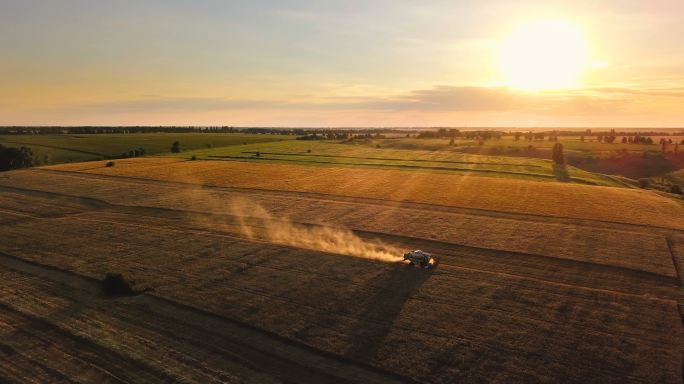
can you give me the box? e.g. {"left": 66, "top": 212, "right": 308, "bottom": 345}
{"left": 1, "top": 157, "right": 683, "bottom": 383}
{"left": 50, "top": 158, "right": 684, "bottom": 230}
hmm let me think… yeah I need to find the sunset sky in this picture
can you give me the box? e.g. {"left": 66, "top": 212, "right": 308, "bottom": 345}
{"left": 2, "top": 0, "right": 683, "bottom": 127}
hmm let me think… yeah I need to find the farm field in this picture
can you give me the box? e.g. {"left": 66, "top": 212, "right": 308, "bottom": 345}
{"left": 0, "top": 157, "right": 683, "bottom": 383}
{"left": 3, "top": 132, "right": 682, "bottom": 186}
{"left": 0, "top": 133, "right": 291, "bottom": 164}
{"left": 175, "top": 139, "right": 622, "bottom": 185}
{"left": 48, "top": 158, "right": 684, "bottom": 229}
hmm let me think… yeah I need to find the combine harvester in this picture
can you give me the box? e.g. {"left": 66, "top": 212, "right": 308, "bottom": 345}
{"left": 403, "top": 250, "right": 439, "bottom": 269}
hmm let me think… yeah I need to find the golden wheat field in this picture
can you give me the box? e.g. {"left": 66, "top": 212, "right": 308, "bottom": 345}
{"left": 51, "top": 158, "right": 684, "bottom": 230}
{"left": 0, "top": 157, "right": 682, "bottom": 383}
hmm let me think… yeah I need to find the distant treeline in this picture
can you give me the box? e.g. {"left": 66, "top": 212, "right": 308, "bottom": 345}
{"left": 1, "top": 126, "right": 682, "bottom": 138}
{"left": 0, "top": 126, "right": 418, "bottom": 136}
{"left": 0, "top": 126, "right": 240, "bottom": 135}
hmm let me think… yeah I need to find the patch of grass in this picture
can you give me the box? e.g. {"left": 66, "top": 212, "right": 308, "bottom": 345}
{"left": 0, "top": 133, "right": 293, "bottom": 165}
{"left": 177, "top": 140, "right": 623, "bottom": 186}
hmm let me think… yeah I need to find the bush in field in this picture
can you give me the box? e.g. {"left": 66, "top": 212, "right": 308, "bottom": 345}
{"left": 101, "top": 273, "right": 135, "bottom": 297}
{"left": 0, "top": 144, "right": 33, "bottom": 171}
{"left": 638, "top": 178, "right": 650, "bottom": 188}
{"left": 105, "top": 161, "right": 115, "bottom": 167}
{"left": 670, "top": 184, "right": 683, "bottom": 195}
{"left": 171, "top": 141, "right": 181, "bottom": 153}
{"left": 191, "top": 155, "right": 197, "bottom": 161}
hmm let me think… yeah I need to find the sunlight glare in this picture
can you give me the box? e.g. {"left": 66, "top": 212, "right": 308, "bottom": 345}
{"left": 500, "top": 20, "right": 590, "bottom": 90}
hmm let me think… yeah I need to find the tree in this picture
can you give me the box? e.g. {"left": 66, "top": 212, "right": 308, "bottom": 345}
{"left": 171, "top": 141, "right": 181, "bottom": 153}
{"left": 551, "top": 143, "right": 565, "bottom": 165}
{"left": 0, "top": 144, "right": 33, "bottom": 171}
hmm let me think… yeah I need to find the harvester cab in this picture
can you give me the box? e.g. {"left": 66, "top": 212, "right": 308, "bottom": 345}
{"left": 403, "top": 250, "right": 439, "bottom": 269}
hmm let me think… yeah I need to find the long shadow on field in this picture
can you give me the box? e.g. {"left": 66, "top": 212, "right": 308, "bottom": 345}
{"left": 345, "top": 264, "right": 432, "bottom": 361}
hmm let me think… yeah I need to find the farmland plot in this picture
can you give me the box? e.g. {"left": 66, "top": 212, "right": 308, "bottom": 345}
{"left": 46, "top": 158, "right": 684, "bottom": 229}
{"left": 0, "top": 160, "right": 683, "bottom": 383}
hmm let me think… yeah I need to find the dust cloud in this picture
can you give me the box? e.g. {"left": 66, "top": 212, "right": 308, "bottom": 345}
{"left": 228, "top": 198, "right": 403, "bottom": 262}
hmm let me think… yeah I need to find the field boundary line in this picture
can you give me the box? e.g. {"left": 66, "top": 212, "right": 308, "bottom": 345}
{"left": 236, "top": 151, "right": 546, "bottom": 167}
{"left": 665, "top": 237, "right": 683, "bottom": 287}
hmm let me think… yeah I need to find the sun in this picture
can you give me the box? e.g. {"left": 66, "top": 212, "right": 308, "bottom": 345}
{"left": 499, "top": 20, "right": 589, "bottom": 90}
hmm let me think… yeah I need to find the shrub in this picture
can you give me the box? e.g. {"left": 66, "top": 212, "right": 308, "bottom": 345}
{"left": 171, "top": 141, "right": 181, "bottom": 153}
{"left": 638, "top": 178, "right": 650, "bottom": 188}
{"left": 255, "top": 151, "right": 261, "bottom": 157}
{"left": 105, "top": 161, "right": 115, "bottom": 167}
{"left": 0, "top": 144, "right": 33, "bottom": 171}
{"left": 101, "top": 273, "right": 134, "bottom": 296}
{"left": 191, "top": 155, "right": 197, "bottom": 161}
{"left": 670, "top": 184, "right": 683, "bottom": 195}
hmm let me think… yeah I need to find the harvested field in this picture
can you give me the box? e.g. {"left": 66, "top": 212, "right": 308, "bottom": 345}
{"left": 1, "top": 159, "right": 683, "bottom": 383}
{"left": 0, "top": 170, "right": 678, "bottom": 278}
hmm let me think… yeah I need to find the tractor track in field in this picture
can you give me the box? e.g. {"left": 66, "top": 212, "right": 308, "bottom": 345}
{"left": 25, "top": 168, "right": 684, "bottom": 235}
{"left": 236, "top": 151, "right": 546, "bottom": 168}
{"left": 0, "top": 252, "right": 418, "bottom": 384}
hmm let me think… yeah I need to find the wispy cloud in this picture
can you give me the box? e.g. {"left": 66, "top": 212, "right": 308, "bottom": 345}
{"left": 56, "top": 85, "right": 681, "bottom": 117}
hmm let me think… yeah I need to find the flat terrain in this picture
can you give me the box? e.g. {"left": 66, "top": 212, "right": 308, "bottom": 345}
{"left": 174, "top": 139, "right": 622, "bottom": 185}
{"left": 0, "top": 133, "right": 291, "bottom": 164}
{"left": 1, "top": 156, "right": 683, "bottom": 383}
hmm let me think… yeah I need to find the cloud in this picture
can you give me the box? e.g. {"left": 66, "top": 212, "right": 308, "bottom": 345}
{"left": 51, "top": 84, "right": 684, "bottom": 118}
